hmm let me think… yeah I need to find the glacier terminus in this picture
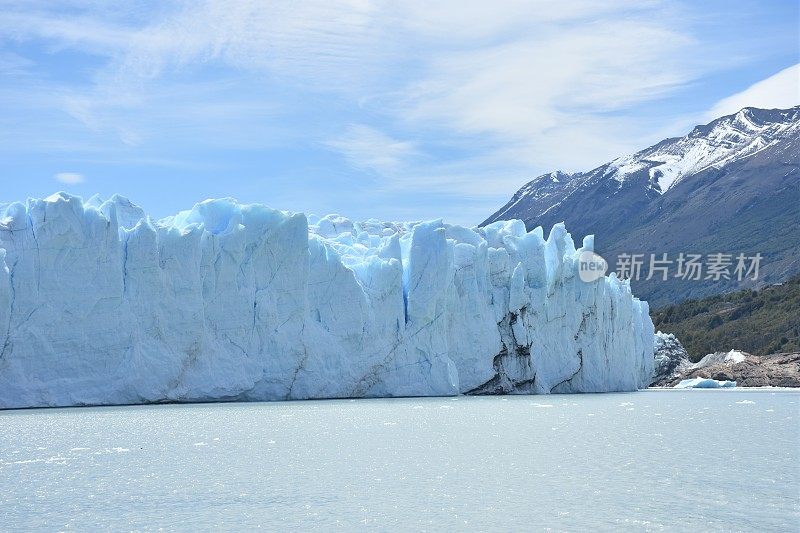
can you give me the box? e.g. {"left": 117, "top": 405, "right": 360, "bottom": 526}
{"left": 0, "top": 193, "right": 654, "bottom": 408}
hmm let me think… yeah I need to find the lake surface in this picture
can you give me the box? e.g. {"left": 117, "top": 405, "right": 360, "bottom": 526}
{"left": 2, "top": 390, "right": 798, "bottom": 531}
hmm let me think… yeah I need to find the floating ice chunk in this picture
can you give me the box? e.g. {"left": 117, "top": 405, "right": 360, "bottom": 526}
{"left": 674, "top": 378, "right": 737, "bottom": 389}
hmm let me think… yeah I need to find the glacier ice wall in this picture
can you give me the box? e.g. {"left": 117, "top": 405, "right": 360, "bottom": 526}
{"left": 0, "top": 193, "right": 654, "bottom": 408}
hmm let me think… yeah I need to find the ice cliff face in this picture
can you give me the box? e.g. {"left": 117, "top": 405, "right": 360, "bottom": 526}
{"left": 0, "top": 193, "right": 654, "bottom": 408}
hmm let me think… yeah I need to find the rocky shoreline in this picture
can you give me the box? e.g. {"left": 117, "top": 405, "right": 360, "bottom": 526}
{"left": 660, "top": 352, "right": 800, "bottom": 388}
{"left": 651, "top": 332, "right": 800, "bottom": 387}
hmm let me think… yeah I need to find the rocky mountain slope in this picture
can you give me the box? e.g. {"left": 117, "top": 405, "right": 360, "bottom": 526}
{"left": 484, "top": 106, "right": 800, "bottom": 307}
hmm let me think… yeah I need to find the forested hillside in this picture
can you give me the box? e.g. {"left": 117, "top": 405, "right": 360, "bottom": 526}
{"left": 652, "top": 274, "right": 800, "bottom": 361}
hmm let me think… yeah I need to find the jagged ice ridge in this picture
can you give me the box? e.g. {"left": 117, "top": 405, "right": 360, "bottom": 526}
{"left": 0, "top": 193, "right": 654, "bottom": 408}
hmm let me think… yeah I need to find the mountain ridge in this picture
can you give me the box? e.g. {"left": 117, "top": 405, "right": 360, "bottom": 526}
{"left": 484, "top": 106, "right": 800, "bottom": 307}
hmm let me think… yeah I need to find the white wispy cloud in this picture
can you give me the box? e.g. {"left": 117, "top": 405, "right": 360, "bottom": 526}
{"left": 0, "top": 0, "right": 794, "bottom": 225}
{"left": 0, "top": 9, "right": 140, "bottom": 53}
{"left": 54, "top": 172, "right": 84, "bottom": 184}
{"left": 706, "top": 63, "right": 800, "bottom": 119}
{"left": 325, "top": 124, "right": 418, "bottom": 176}
{"left": 1, "top": 0, "right": 387, "bottom": 147}
{"left": 0, "top": 0, "right": 705, "bottom": 160}
{"left": 400, "top": 17, "right": 698, "bottom": 170}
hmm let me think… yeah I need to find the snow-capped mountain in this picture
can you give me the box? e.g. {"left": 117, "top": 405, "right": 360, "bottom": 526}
{"left": 611, "top": 106, "right": 799, "bottom": 193}
{"left": 484, "top": 106, "right": 800, "bottom": 306}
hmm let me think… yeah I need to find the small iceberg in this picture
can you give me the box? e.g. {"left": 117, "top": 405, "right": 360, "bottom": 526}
{"left": 674, "top": 377, "right": 737, "bottom": 389}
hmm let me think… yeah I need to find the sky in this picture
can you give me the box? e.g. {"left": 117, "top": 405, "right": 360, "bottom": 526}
{"left": 1, "top": 0, "right": 798, "bottom": 226}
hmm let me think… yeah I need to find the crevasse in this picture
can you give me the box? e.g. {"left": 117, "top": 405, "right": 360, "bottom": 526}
{"left": 0, "top": 193, "right": 654, "bottom": 408}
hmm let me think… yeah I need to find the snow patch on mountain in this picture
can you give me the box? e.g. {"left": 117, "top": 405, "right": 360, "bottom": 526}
{"left": 611, "top": 107, "right": 800, "bottom": 193}
{"left": 492, "top": 106, "right": 800, "bottom": 219}
{"left": 692, "top": 349, "right": 748, "bottom": 369}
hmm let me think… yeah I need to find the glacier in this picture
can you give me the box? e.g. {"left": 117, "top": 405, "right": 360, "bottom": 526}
{"left": 0, "top": 193, "right": 654, "bottom": 408}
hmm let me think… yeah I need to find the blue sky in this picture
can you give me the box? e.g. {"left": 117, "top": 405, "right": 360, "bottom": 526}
{"left": 1, "top": 0, "right": 798, "bottom": 225}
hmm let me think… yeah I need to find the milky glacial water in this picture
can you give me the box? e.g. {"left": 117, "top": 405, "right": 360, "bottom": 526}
{"left": 1, "top": 390, "right": 798, "bottom": 531}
